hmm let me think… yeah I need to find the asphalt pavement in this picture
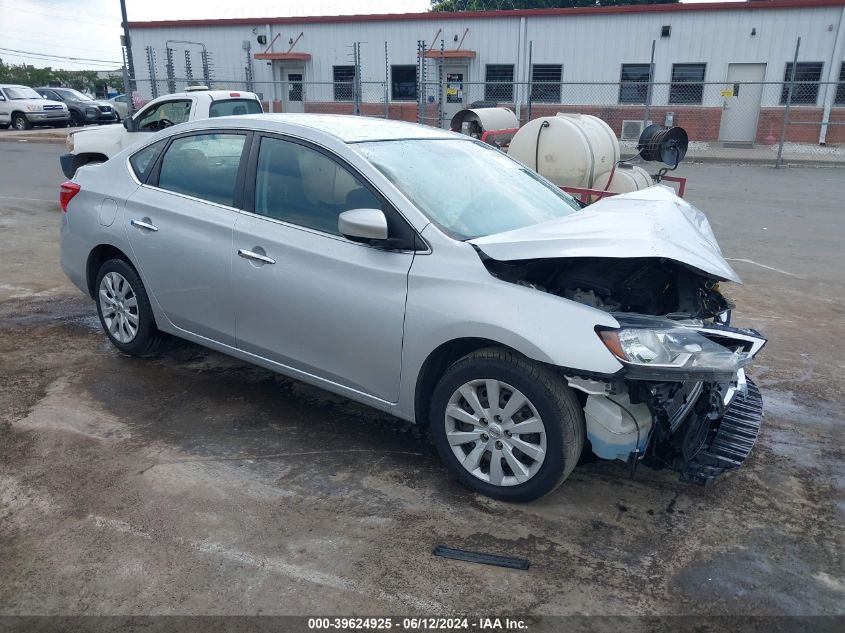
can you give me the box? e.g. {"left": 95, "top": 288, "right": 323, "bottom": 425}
{"left": 0, "top": 143, "right": 843, "bottom": 620}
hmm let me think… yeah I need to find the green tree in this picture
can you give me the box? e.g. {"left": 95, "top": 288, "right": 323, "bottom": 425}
{"left": 431, "top": 0, "right": 677, "bottom": 11}
{"left": 0, "top": 58, "right": 107, "bottom": 91}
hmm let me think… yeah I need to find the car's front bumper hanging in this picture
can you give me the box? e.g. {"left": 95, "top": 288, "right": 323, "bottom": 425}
{"left": 676, "top": 378, "right": 763, "bottom": 485}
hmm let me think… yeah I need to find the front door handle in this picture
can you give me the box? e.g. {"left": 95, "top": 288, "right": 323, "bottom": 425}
{"left": 130, "top": 218, "right": 158, "bottom": 232}
{"left": 238, "top": 248, "right": 276, "bottom": 265}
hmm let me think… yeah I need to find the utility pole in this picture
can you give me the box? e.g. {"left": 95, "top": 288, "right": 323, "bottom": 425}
{"left": 776, "top": 37, "right": 801, "bottom": 169}
{"left": 120, "top": 0, "right": 135, "bottom": 114}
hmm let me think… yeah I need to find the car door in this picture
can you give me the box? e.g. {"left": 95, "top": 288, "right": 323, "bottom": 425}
{"left": 0, "top": 89, "right": 9, "bottom": 125}
{"left": 123, "top": 98, "right": 195, "bottom": 151}
{"left": 123, "top": 131, "right": 250, "bottom": 346}
{"left": 232, "top": 134, "right": 416, "bottom": 402}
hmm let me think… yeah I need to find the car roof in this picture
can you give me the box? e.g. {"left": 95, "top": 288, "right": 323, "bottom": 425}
{"left": 160, "top": 89, "right": 260, "bottom": 100}
{"left": 198, "top": 113, "right": 460, "bottom": 143}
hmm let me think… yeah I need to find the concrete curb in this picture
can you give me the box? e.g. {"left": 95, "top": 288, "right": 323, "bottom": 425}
{"left": 682, "top": 156, "right": 845, "bottom": 168}
{"left": 0, "top": 136, "right": 67, "bottom": 145}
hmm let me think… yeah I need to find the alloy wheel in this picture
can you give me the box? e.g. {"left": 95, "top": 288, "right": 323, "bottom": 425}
{"left": 99, "top": 271, "right": 139, "bottom": 343}
{"left": 445, "top": 379, "right": 547, "bottom": 487}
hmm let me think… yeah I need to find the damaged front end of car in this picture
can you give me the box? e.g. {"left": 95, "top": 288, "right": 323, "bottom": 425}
{"left": 470, "top": 187, "right": 767, "bottom": 485}
{"left": 589, "top": 317, "right": 766, "bottom": 484}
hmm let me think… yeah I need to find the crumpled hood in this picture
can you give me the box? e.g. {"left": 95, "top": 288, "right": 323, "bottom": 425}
{"left": 469, "top": 185, "right": 740, "bottom": 283}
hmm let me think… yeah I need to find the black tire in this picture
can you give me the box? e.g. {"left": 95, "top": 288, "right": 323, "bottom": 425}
{"left": 12, "top": 113, "right": 31, "bottom": 130}
{"left": 95, "top": 258, "right": 166, "bottom": 357}
{"left": 70, "top": 111, "right": 84, "bottom": 127}
{"left": 429, "top": 347, "right": 585, "bottom": 502}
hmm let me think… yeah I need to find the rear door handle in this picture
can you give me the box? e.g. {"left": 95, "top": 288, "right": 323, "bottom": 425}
{"left": 130, "top": 218, "right": 158, "bottom": 232}
{"left": 238, "top": 248, "right": 276, "bottom": 265}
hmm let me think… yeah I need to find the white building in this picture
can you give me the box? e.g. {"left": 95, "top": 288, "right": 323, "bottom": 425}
{"left": 128, "top": 0, "right": 845, "bottom": 144}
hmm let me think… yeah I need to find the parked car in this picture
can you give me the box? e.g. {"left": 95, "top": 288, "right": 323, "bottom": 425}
{"left": 59, "top": 114, "right": 766, "bottom": 501}
{"left": 0, "top": 84, "right": 69, "bottom": 130}
{"left": 60, "top": 86, "right": 263, "bottom": 178}
{"left": 108, "top": 94, "right": 130, "bottom": 120}
{"left": 35, "top": 87, "right": 119, "bottom": 127}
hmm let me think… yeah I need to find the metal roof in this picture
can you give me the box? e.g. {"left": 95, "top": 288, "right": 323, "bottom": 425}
{"left": 128, "top": 0, "right": 845, "bottom": 29}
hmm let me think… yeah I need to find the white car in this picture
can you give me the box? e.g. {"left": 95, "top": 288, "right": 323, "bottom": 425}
{"left": 108, "top": 94, "right": 130, "bottom": 120}
{"left": 59, "top": 114, "right": 766, "bottom": 501}
{"left": 0, "top": 84, "right": 70, "bottom": 130}
{"left": 61, "top": 86, "right": 262, "bottom": 177}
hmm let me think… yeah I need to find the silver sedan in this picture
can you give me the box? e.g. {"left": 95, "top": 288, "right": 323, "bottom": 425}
{"left": 59, "top": 114, "right": 765, "bottom": 501}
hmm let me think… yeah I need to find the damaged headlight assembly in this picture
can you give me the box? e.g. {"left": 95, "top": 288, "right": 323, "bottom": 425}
{"left": 597, "top": 320, "right": 764, "bottom": 381}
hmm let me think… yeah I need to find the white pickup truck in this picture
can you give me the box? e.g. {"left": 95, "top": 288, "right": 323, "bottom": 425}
{"left": 61, "top": 86, "right": 262, "bottom": 178}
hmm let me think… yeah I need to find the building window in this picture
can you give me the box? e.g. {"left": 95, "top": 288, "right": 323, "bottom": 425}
{"left": 619, "top": 63, "right": 651, "bottom": 104}
{"left": 391, "top": 65, "right": 417, "bottom": 101}
{"left": 485, "top": 64, "right": 514, "bottom": 102}
{"left": 669, "top": 63, "right": 706, "bottom": 104}
{"left": 835, "top": 62, "right": 845, "bottom": 106}
{"left": 530, "top": 64, "right": 562, "bottom": 103}
{"left": 781, "top": 62, "right": 823, "bottom": 105}
{"left": 333, "top": 65, "right": 355, "bottom": 101}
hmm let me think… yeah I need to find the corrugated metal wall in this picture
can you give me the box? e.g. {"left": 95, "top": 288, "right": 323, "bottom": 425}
{"left": 128, "top": 5, "right": 844, "bottom": 107}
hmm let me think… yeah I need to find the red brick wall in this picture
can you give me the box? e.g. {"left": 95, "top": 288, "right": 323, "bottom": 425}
{"left": 527, "top": 104, "right": 722, "bottom": 142}
{"left": 756, "top": 107, "right": 845, "bottom": 144}
{"left": 275, "top": 100, "right": 845, "bottom": 144}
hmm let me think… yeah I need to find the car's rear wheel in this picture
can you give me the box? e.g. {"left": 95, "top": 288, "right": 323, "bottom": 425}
{"left": 12, "top": 113, "right": 31, "bottom": 130}
{"left": 95, "top": 258, "right": 165, "bottom": 356}
{"left": 429, "top": 347, "right": 585, "bottom": 502}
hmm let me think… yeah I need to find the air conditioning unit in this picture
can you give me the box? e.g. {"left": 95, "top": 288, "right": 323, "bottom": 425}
{"left": 621, "top": 120, "right": 646, "bottom": 141}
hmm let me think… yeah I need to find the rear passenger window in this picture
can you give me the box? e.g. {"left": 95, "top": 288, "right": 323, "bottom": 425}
{"left": 129, "top": 139, "right": 166, "bottom": 182}
{"left": 254, "top": 136, "right": 381, "bottom": 235}
{"left": 209, "top": 99, "right": 262, "bottom": 118}
{"left": 157, "top": 133, "right": 246, "bottom": 207}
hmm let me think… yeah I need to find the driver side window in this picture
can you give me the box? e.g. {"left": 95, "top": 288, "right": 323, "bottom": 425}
{"left": 137, "top": 99, "right": 192, "bottom": 131}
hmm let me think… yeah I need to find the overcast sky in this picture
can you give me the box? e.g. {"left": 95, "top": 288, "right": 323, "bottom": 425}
{"left": 1, "top": 0, "right": 744, "bottom": 71}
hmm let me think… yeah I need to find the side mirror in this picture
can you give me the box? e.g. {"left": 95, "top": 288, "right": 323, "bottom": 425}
{"left": 123, "top": 117, "right": 136, "bottom": 132}
{"left": 338, "top": 208, "right": 388, "bottom": 242}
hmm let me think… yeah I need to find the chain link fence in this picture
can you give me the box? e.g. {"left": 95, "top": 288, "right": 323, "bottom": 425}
{"left": 128, "top": 76, "right": 845, "bottom": 166}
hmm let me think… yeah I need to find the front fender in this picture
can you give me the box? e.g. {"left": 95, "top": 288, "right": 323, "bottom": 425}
{"left": 70, "top": 125, "right": 127, "bottom": 161}
{"left": 397, "top": 239, "right": 623, "bottom": 419}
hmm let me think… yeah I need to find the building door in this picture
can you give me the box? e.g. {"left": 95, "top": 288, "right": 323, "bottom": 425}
{"left": 275, "top": 64, "right": 305, "bottom": 113}
{"left": 719, "top": 63, "right": 766, "bottom": 144}
{"left": 441, "top": 65, "right": 468, "bottom": 129}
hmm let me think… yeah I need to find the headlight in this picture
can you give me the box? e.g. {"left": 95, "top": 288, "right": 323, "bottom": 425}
{"left": 598, "top": 327, "right": 751, "bottom": 378}
{"left": 86, "top": 106, "right": 99, "bottom": 117}
{"left": 66, "top": 133, "right": 75, "bottom": 152}
{"left": 26, "top": 104, "right": 43, "bottom": 112}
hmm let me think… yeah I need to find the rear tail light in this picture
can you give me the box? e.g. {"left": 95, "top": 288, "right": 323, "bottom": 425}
{"left": 59, "top": 181, "right": 81, "bottom": 213}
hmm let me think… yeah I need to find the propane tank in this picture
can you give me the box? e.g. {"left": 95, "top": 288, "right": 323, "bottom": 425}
{"left": 450, "top": 107, "right": 518, "bottom": 139}
{"left": 592, "top": 164, "right": 653, "bottom": 195}
{"left": 508, "top": 113, "right": 620, "bottom": 188}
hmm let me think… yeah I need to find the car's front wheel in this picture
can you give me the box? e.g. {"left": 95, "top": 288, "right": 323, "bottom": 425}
{"left": 430, "top": 347, "right": 585, "bottom": 502}
{"left": 12, "top": 113, "right": 31, "bottom": 130}
{"left": 95, "top": 258, "right": 165, "bottom": 356}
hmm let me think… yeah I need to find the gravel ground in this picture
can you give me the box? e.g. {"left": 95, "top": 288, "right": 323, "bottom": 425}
{"left": 0, "top": 145, "right": 842, "bottom": 621}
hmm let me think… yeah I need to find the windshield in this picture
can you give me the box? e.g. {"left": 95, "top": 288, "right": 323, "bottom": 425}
{"left": 353, "top": 138, "right": 580, "bottom": 240}
{"left": 58, "top": 89, "right": 92, "bottom": 101}
{"left": 5, "top": 86, "right": 43, "bottom": 100}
